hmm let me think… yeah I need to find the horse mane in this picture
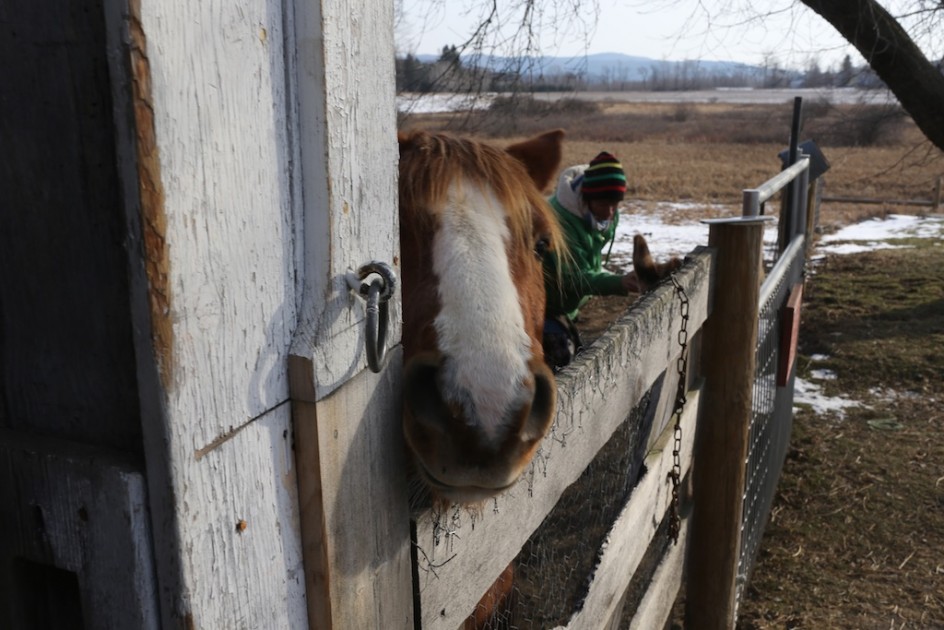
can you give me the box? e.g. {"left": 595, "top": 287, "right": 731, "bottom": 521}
{"left": 398, "top": 129, "right": 565, "bottom": 263}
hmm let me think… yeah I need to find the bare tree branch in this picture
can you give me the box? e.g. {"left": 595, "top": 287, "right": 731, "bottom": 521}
{"left": 799, "top": 0, "right": 944, "bottom": 151}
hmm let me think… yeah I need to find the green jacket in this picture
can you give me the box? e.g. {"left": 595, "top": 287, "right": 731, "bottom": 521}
{"left": 544, "top": 195, "right": 625, "bottom": 320}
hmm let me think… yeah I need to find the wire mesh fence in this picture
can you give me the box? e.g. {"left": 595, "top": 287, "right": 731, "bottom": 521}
{"left": 459, "top": 383, "right": 664, "bottom": 629}
{"left": 736, "top": 234, "right": 806, "bottom": 610}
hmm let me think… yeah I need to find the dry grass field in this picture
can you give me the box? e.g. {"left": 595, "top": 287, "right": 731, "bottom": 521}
{"left": 401, "top": 98, "right": 944, "bottom": 628}
{"left": 403, "top": 98, "right": 942, "bottom": 228}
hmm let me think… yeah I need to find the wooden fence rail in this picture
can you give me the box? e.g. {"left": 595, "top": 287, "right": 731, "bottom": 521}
{"left": 413, "top": 250, "right": 713, "bottom": 629}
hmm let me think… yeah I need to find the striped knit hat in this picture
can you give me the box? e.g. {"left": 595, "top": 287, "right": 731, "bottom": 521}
{"left": 581, "top": 151, "right": 627, "bottom": 200}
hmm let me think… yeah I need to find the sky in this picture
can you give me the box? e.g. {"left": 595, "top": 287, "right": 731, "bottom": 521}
{"left": 396, "top": 0, "right": 935, "bottom": 71}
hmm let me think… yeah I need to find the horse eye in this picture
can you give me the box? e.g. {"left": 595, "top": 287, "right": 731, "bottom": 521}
{"left": 534, "top": 236, "right": 550, "bottom": 259}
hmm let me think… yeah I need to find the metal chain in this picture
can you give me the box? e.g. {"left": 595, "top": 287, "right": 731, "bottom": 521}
{"left": 667, "top": 272, "right": 690, "bottom": 545}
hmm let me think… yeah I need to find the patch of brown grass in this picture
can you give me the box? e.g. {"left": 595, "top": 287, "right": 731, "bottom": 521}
{"left": 735, "top": 244, "right": 944, "bottom": 629}
{"left": 401, "top": 101, "right": 943, "bottom": 212}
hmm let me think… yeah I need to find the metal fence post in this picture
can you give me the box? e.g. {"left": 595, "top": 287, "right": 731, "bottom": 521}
{"left": 686, "top": 217, "right": 771, "bottom": 630}
{"left": 795, "top": 151, "right": 809, "bottom": 240}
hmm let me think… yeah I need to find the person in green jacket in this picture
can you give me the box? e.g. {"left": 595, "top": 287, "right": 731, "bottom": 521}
{"left": 542, "top": 151, "right": 640, "bottom": 368}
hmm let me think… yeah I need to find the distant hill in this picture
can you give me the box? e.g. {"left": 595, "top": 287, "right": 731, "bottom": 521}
{"left": 413, "top": 51, "right": 764, "bottom": 81}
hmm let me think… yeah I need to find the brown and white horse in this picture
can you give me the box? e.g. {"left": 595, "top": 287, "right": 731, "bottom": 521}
{"left": 397, "top": 129, "right": 683, "bottom": 629}
{"left": 398, "top": 128, "right": 565, "bottom": 507}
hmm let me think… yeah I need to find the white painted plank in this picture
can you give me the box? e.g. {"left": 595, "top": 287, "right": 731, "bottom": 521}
{"left": 132, "top": 0, "right": 386, "bottom": 626}
{"left": 288, "top": 0, "right": 401, "bottom": 400}
{"left": 174, "top": 405, "right": 307, "bottom": 629}
{"left": 414, "top": 252, "right": 713, "bottom": 630}
{"left": 281, "top": 0, "right": 410, "bottom": 626}
{"left": 627, "top": 515, "right": 690, "bottom": 630}
{"left": 563, "top": 392, "right": 699, "bottom": 629}
{"left": 140, "top": 0, "right": 299, "bottom": 443}
{"left": 138, "top": 0, "right": 310, "bottom": 616}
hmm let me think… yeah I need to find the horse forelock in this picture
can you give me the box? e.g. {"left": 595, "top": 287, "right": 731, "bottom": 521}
{"left": 399, "top": 130, "right": 558, "bottom": 254}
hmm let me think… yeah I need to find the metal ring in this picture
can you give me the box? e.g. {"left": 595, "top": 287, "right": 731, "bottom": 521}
{"left": 356, "top": 261, "right": 397, "bottom": 302}
{"left": 364, "top": 278, "right": 389, "bottom": 373}
{"left": 348, "top": 261, "right": 395, "bottom": 373}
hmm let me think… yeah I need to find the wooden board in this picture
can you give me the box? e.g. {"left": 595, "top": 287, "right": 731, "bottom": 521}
{"left": 687, "top": 219, "right": 766, "bottom": 629}
{"left": 0, "top": 431, "right": 159, "bottom": 629}
{"left": 287, "top": 0, "right": 402, "bottom": 400}
{"left": 292, "top": 351, "right": 413, "bottom": 630}
{"left": 130, "top": 0, "right": 319, "bottom": 625}
{"left": 777, "top": 282, "right": 804, "bottom": 387}
{"left": 626, "top": 514, "right": 690, "bottom": 630}
{"left": 177, "top": 404, "right": 308, "bottom": 628}
{"left": 0, "top": 0, "right": 143, "bottom": 452}
{"left": 283, "top": 0, "right": 409, "bottom": 627}
{"left": 564, "top": 390, "right": 699, "bottom": 629}
{"left": 413, "top": 251, "right": 713, "bottom": 630}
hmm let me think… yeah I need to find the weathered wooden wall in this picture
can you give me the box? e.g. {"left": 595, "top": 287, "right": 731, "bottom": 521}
{"left": 287, "top": 0, "right": 411, "bottom": 627}
{"left": 0, "top": 0, "right": 142, "bottom": 452}
{"left": 0, "top": 1, "right": 158, "bottom": 626}
{"left": 134, "top": 0, "right": 404, "bottom": 625}
{"left": 2, "top": 0, "right": 404, "bottom": 626}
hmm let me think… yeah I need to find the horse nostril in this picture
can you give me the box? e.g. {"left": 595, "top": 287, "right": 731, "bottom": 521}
{"left": 404, "top": 353, "right": 450, "bottom": 431}
{"left": 518, "top": 362, "right": 556, "bottom": 442}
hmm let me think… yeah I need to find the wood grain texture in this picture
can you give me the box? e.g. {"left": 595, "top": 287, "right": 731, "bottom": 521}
{"left": 686, "top": 221, "right": 766, "bottom": 630}
{"left": 626, "top": 514, "right": 690, "bottom": 630}
{"left": 413, "top": 251, "right": 713, "bottom": 630}
{"left": 292, "top": 350, "right": 414, "bottom": 630}
{"left": 0, "top": 0, "right": 143, "bottom": 451}
{"left": 0, "top": 431, "right": 159, "bottom": 629}
{"left": 282, "top": 0, "right": 410, "bottom": 627}
{"left": 134, "top": 0, "right": 311, "bottom": 625}
{"left": 174, "top": 404, "right": 307, "bottom": 629}
{"left": 288, "top": 0, "right": 402, "bottom": 400}
{"left": 140, "top": 0, "right": 298, "bottom": 436}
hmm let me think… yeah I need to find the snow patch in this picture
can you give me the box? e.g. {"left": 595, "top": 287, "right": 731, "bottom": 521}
{"left": 793, "top": 377, "right": 865, "bottom": 420}
{"left": 817, "top": 214, "right": 944, "bottom": 255}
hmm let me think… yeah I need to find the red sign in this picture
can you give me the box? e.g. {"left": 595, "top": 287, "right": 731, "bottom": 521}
{"left": 777, "top": 282, "right": 804, "bottom": 387}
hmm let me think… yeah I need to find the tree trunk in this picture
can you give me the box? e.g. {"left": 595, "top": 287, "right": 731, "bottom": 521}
{"left": 801, "top": 0, "right": 944, "bottom": 152}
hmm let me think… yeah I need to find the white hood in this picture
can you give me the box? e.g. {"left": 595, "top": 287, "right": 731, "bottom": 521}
{"left": 553, "top": 164, "right": 589, "bottom": 219}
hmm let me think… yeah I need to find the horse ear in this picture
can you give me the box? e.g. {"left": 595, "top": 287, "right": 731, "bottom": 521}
{"left": 505, "top": 129, "right": 565, "bottom": 193}
{"left": 398, "top": 129, "right": 423, "bottom": 156}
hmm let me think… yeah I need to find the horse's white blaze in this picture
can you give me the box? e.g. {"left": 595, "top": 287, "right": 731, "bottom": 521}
{"left": 432, "top": 178, "right": 533, "bottom": 440}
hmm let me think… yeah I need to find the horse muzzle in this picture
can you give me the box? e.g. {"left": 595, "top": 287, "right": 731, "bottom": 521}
{"left": 401, "top": 352, "right": 556, "bottom": 505}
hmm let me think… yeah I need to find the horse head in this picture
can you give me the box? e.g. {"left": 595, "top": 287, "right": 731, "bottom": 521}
{"left": 398, "top": 129, "right": 565, "bottom": 505}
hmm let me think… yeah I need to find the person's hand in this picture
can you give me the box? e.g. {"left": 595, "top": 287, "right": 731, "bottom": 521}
{"left": 621, "top": 272, "right": 641, "bottom": 293}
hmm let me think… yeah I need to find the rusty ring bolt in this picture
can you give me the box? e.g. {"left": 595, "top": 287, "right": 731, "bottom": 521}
{"left": 348, "top": 261, "right": 397, "bottom": 373}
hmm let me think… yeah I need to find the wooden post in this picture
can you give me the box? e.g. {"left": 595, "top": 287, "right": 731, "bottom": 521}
{"left": 934, "top": 175, "right": 942, "bottom": 210}
{"left": 290, "top": 352, "right": 413, "bottom": 630}
{"left": 686, "top": 218, "right": 769, "bottom": 630}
